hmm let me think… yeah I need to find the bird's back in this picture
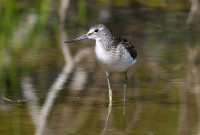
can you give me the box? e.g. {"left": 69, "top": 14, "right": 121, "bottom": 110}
{"left": 112, "top": 37, "right": 137, "bottom": 60}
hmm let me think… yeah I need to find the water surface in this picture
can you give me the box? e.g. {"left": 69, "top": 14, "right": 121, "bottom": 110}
{"left": 0, "top": 0, "right": 200, "bottom": 135}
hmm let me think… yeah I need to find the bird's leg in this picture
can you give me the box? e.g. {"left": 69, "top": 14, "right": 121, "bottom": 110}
{"left": 106, "top": 72, "right": 112, "bottom": 102}
{"left": 123, "top": 71, "right": 128, "bottom": 102}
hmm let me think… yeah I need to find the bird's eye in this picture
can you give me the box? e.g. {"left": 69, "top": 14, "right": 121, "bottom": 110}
{"left": 94, "top": 29, "right": 99, "bottom": 32}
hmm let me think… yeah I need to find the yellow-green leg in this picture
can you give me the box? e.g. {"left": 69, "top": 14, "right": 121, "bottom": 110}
{"left": 123, "top": 71, "right": 128, "bottom": 102}
{"left": 106, "top": 72, "right": 112, "bottom": 102}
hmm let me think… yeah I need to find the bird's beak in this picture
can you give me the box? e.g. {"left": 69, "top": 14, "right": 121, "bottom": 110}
{"left": 64, "top": 34, "right": 88, "bottom": 43}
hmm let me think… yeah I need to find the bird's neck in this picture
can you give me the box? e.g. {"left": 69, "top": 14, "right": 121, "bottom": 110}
{"left": 95, "top": 36, "right": 114, "bottom": 52}
{"left": 97, "top": 36, "right": 113, "bottom": 46}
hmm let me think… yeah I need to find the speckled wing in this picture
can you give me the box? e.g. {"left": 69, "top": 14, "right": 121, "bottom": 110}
{"left": 113, "top": 37, "right": 137, "bottom": 60}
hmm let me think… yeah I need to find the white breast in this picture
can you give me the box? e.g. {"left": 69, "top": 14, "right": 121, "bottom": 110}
{"left": 94, "top": 40, "right": 136, "bottom": 72}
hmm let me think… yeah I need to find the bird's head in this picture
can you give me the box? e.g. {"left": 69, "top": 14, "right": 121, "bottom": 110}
{"left": 64, "top": 24, "right": 112, "bottom": 43}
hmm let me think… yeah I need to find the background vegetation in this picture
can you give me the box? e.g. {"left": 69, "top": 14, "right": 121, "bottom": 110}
{"left": 0, "top": 0, "right": 200, "bottom": 135}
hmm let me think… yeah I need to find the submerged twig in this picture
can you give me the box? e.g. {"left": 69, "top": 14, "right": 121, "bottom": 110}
{"left": 2, "top": 97, "right": 28, "bottom": 103}
{"left": 186, "top": 0, "right": 200, "bottom": 24}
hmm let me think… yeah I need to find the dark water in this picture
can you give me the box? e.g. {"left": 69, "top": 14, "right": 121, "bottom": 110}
{"left": 1, "top": 0, "right": 200, "bottom": 135}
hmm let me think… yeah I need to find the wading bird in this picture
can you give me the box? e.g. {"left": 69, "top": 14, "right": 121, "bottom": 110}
{"left": 64, "top": 24, "right": 137, "bottom": 102}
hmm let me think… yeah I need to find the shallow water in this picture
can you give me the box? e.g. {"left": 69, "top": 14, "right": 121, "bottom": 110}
{"left": 1, "top": 1, "right": 200, "bottom": 135}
